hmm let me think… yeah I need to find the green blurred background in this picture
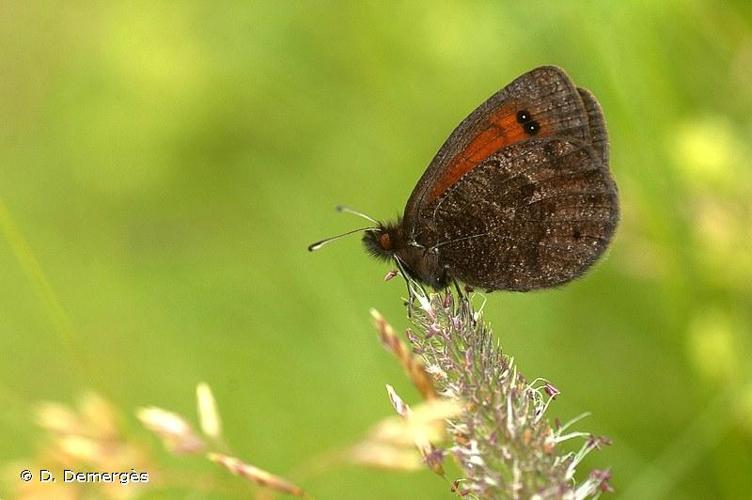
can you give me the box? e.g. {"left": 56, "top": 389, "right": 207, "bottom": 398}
{"left": 1, "top": 1, "right": 751, "bottom": 498}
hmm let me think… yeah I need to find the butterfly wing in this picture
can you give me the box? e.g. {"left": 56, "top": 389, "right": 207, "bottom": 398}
{"left": 403, "top": 66, "right": 594, "bottom": 239}
{"left": 577, "top": 87, "right": 609, "bottom": 164}
{"left": 422, "top": 137, "right": 618, "bottom": 290}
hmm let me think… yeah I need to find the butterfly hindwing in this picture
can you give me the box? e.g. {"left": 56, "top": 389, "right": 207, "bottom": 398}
{"left": 421, "top": 138, "right": 618, "bottom": 291}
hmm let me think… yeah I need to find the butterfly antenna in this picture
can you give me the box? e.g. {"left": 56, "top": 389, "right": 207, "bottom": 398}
{"left": 308, "top": 226, "right": 374, "bottom": 252}
{"left": 335, "top": 205, "right": 380, "bottom": 224}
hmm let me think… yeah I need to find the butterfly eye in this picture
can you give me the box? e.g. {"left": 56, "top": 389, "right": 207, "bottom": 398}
{"left": 379, "top": 233, "right": 392, "bottom": 250}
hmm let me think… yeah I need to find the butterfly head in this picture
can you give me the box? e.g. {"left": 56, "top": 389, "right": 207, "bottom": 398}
{"left": 363, "top": 219, "right": 449, "bottom": 289}
{"left": 362, "top": 220, "right": 403, "bottom": 262}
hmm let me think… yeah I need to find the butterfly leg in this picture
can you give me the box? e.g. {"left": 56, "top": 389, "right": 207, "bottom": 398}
{"left": 394, "top": 257, "right": 417, "bottom": 317}
{"left": 452, "top": 277, "right": 469, "bottom": 303}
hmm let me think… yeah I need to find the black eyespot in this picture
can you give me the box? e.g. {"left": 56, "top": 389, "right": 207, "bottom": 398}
{"left": 516, "top": 110, "right": 530, "bottom": 123}
{"left": 573, "top": 228, "right": 582, "bottom": 240}
{"left": 525, "top": 120, "right": 540, "bottom": 135}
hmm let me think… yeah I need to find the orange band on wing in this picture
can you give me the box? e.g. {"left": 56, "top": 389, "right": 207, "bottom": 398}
{"left": 428, "top": 107, "right": 548, "bottom": 201}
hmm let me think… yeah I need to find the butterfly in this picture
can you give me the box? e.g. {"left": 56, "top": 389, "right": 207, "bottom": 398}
{"left": 311, "top": 66, "right": 618, "bottom": 293}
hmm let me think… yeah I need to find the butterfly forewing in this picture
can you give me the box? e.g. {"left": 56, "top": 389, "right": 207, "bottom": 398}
{"left": 577, "top": 87, "right": 609, "bottom": 164}
{"left": 404, "top": 66, "right": 593, "bottom": 237}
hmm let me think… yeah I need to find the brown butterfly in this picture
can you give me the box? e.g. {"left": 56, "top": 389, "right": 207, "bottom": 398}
{"left": 311, "top": 66, "right": 618, "bottom": 292}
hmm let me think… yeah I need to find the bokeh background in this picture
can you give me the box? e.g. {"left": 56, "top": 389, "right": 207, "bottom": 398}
{"left": 2, "top": 1, "right": 751, "bottom": 498}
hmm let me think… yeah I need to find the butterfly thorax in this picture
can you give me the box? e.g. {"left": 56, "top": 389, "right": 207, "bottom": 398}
{"left": 363, "top": 220, "right": 449, "bottom": 289}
